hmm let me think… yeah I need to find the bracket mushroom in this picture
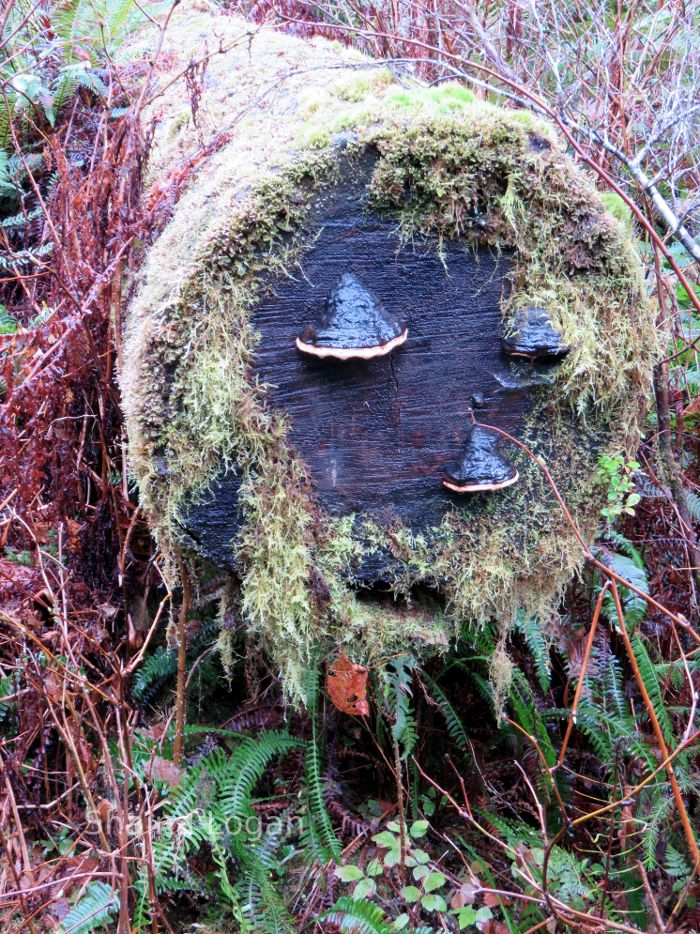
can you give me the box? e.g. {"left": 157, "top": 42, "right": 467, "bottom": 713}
{"left": 502, "top": 306, "right": 569, "bottom": 361}
{"left": 296, "top": 273, "right": 408, "bottom": 360}
{"left": 443, "top": 426, "right": 519, "bottom": 493}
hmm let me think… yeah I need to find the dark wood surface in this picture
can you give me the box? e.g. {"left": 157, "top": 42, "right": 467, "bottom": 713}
{"left": 180, "top": 160, "right": 556, "bottom": 572}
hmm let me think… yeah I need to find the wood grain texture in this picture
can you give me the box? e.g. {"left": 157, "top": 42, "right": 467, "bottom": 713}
{"left": 180, "top": 161, "right": 556, "bottom": 572}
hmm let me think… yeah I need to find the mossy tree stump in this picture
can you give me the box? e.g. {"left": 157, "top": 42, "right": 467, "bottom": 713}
{"left": 121, "top": 6, "right": 657, "bottom": 698}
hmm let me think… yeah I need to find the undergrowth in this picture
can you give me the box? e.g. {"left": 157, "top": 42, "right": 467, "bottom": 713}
{"left": 1, "top": 2, "right": 699, "bottom": 932}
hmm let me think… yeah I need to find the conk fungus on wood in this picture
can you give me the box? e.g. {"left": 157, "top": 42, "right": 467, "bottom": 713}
{"left": 442, "top": 427, "right": 519, "bottom": 494}
{"left": 120, "top": 2, "right": 659, "bottom": 701}
{"left": 296, "top": 273, "right": 408, "bottom": 360}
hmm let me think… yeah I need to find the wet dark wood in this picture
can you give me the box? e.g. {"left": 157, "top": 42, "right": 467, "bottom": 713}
{"left": 180, "top": 159, "right": 551, "bottom": 573}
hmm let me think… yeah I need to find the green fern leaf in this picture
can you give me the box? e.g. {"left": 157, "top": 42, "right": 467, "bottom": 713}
{"left": 386, "top": 655, "right": 417, "bottom": 759}
{"left": 59, "top": 881, "right": 119, "bottom": 933}
{"left": 685, "top": 490, "right": 700, "bottom": 523}
{"left": 594, "top": 545, "right": 648, "bottom": 628}
{"left": 514, "top": 611, "right": 551, "bottom": 691}
{"left": 604, "top": 530, "right": 645, "bottom": 568}
{"left": 304, "top": 690, "right": 342, "bottom": 861}
{"left": 642, "top": 790, "right": 674, "bottom": 870}
{"left": 132, "top": 645, "right": 177, "bottom": 701}
{"left": 508, "top": 669, "right": 556, "bottom": 768}
{"left": 422, "top": 674, "right": 472, "bottom": 758}
{"left": 630, "top": 635, "right": 675, "bottom": 746}
{"left": 322, "top": 896, "right": 394, "bottom": 934}
{"left": 239, "top": 826, "right": 296, "bottom": 933}
{"left": 665, "top": 843, "right": 691, "bottom": 880}
{"left": 0, "top": 306, "right": 17, "bottom": 336}
{"left": 219, "top": 731, "right": 301, "bottom": 821}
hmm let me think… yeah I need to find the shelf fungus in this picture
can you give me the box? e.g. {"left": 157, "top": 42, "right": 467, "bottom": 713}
{"left": 296, "top": 273, "right": 408, "bottom": 360}
{"left": 502, "top": 306, "right": 569, "bottom": 361}
{"left": 443, "top": 427, "right": 519, "bottom": 493}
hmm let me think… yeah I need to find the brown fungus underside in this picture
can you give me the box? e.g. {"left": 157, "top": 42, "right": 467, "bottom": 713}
{"left": 120, "top": 8, "right": 657, "bottom": 701}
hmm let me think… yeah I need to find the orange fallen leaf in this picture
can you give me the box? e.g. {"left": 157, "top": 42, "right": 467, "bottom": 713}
{"left": 684, "top": 398, "right": 700, "bottom": 418}
{"left": 148, "top": 756, "right": 183, "bottom": 786}
{"left": 451, "top": 881, "right": 479, "bottom": 908}
{"left": 326, "top": 653, "right": 369, "bottom": 716}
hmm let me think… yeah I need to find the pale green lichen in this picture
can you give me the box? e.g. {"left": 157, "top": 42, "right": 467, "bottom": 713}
{"left": 121, "top": 14, "right": 658, "bottom": 701}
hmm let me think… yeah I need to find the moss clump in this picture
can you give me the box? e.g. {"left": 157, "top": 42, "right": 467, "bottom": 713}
{"left": 122, "top": 15, "right": 657, "bottom": 701}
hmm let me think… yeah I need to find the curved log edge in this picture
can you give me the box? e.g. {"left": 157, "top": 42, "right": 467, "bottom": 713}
{"left": 120, "top": 3, "right": 659, "bottom": 698}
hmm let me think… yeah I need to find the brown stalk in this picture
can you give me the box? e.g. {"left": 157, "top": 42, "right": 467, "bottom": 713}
{"left": 554, "top": 583, "right": 608, "bottom": 769}
{"left": 412, "top": 757, "right": 645, "bottom": 934}
{"left": 270, "top": 11, "right": 700, "bottom": 319}
{"left": 502, "top": 717, "right": 568, "bottom": 826}
{"left": 636, "top": 860, "right": 664, "bottom": 933}
{"left": 173, "top": 554, "right": 191, "bottom": 766}
{"left": 475, "top": 421, "right": 700, "bottom": 645}
{"left": 393, "top": 739, "right": 407, "bottom": 885}
{"left": 610, "top": 580, "right": 700, "bottom": 870}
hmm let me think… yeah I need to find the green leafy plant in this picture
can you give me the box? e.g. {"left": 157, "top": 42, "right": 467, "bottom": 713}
{"left": 58, "top": 881, "right": 119, "bottom": 934}
{"left": 323, "top": 896, "right": 394, "bottom": 934}
{"left": 334, "top": 817, "right": 496, "bottom": 929}
{"left": 594, "top": 534, "right": 649, "bottom": 628}
{"left": 1, "top": 0, "right": 154, "bottom": 153}
{"left": 597, "top": 452, "right": 641, "bottom": 524}
{"left": 132, "top": 730, "right": 303, "bottom": 931}
{"left": 383, "top": 654, "right": 417, "bottom": 760}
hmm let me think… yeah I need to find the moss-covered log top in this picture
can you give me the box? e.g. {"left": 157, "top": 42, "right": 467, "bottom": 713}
{"left": 121, "top": 2, "right": 658, "bottom": 699}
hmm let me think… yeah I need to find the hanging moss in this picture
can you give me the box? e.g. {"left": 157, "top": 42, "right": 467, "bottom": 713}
{"left": 121, "top": 6, "right": 658, "bottom": 701}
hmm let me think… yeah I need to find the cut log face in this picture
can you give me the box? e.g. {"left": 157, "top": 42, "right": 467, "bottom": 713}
{"left": 180, "top": 168, "right": 555, "bottom": 567}
{"left": 258, "top": 230, "right": 519, "bottom": 522}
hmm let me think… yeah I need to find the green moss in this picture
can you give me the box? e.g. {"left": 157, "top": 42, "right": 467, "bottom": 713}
{"left": 296, "top": 126, "right": 332, "bottom": 149}
{"left": 335, "top": 68, "right": 394, "bottom": 102}
{"left": 123, "top": 76, "right": 658, "bottom": 702}
{"left": 600, "top": 191, "right": 635, "bottom": 233}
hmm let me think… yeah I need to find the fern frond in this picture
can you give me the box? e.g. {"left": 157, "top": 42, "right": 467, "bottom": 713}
{"left": 665, "top": 843, "right": 691, "bottom": 881}
{"left": 239, "top": 826, "right": 296, "bottom": 934}
{"left": 386, "top": 655, "right": 417, "bottom": 759}
{"left": 322, "top": 896, "right": 394, "bottom": 934}
{"left": 604, "top": 530, "right": 645, "bottom": 568}
{"left": 641, "top": 789, "right": 674, "bottom": 870}
{"left": 166, "top": 745, "right": 228, "bottom": 818}
{"left": 594, "top": 545, "right": 648, "bottom": 628}
{"left": 303, "top": 680, "right": 342, "bottom": 861}
{"left": 132, "top": 645, "right": 177, "bottom": 701}
{"left": 630, "top": 635, "right": 675, "bottom": 747}
{"left": 0, "top": 241, "right": 54, "bottom": 270}
{"left": 59, "top": 881, "right": 119, "bottom": 934}
{"left": 422, "top": 673, "right": 473, "bottom": 760}
{"left": 513, "top": 611, "right": 551, "bottom": 691}
{"left": 685, "top": 490, "right": 700, "bottom": 523}
{"left": 219, "top": 731, "right": 301, "bottom": 821}
{"left": 508, "top": 669, "right": 556, "bottom": 768}
{"left": 52, "top": 63, "right": 106, "bottom": 115}
{"left": 0, "top": 306, "right": 17, "bottom": 336}
{"left": 575, "top": 698, "right": 614, "bottom": 762}
{"left": 477, "top": 810, "right": 541, "bottom": 850}
{"left": 133, "top": 618, "right": 221, "bottom": 703}
{"left": 0, "top": 206, "right": 42, "bottom": 229}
